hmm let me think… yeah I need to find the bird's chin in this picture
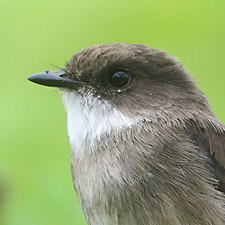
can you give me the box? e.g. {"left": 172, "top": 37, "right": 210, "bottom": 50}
{"left": 60, "top": 87, "right": 98, "bottom": 105}
{"left": 58, "top": 87, "right": 85, "bottom": 97}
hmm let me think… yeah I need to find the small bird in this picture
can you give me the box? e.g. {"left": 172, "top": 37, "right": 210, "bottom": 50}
{"left": 28, "top": 44, "right": 225, "bottom": 225}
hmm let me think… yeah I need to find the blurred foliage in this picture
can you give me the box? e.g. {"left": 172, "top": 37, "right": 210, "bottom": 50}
{"left": 0, "top": 0, "right": 225, "bottom": 224}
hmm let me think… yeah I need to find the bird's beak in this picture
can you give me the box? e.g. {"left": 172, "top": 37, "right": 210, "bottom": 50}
{"left": 27, "top": 71, "right": 86, "bottom": 89}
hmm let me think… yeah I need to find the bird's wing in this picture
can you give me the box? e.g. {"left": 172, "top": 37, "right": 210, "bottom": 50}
{"left": 184, "top": 115, "right": 225, "bottom": 192}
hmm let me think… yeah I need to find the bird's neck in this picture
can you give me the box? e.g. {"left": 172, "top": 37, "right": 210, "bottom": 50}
{"left": 62, "top": 90, "right": 143, "bottom": 158}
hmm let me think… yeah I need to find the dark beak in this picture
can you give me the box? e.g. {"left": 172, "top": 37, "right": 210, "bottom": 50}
{"left": 27, "top": 71, "right": 86, "bottom": 89}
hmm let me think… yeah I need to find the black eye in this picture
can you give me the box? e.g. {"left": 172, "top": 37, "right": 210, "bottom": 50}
{"left": 107, "top": 70, "right": 132, "bottom": 90}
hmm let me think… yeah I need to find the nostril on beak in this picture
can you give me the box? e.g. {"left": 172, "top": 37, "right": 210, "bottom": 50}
{"left": 59, "top": 73, "right": 69, "bottom": 79}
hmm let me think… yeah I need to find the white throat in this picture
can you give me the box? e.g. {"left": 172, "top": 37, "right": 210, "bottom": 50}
{"left": 62, "top": 91, "right": 139, "bottom": 157}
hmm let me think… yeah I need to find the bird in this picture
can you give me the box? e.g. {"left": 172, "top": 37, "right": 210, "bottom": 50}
{"left": 28, "top": 44, "right": 225, "bottom": 225}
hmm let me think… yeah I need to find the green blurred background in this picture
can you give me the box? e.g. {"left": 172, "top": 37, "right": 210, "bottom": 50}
{"left": 0, "top": 0, "right": 225, "bottom": 224}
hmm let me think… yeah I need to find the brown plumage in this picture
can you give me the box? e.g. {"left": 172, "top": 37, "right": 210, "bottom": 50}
{"left": 28, "top": 44, "right": 225, "bottom": 225}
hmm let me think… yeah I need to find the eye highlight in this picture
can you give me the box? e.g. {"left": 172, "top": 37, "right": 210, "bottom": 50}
{"left": 107, "top": 70, "right": 132, "bottom": 90}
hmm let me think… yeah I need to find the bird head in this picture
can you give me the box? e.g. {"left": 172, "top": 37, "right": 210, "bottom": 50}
{"left": 28, "top": 44, "right": 212, "bottom": 123}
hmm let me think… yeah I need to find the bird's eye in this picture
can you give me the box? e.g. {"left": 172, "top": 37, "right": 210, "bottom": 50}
{"left": 107, "top": 70, "right": 132, "bottom": 90}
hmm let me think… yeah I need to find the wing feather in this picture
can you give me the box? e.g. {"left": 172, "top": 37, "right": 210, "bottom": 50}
{"left": 184, "top": 115, "right": 225, "bottom": 192}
